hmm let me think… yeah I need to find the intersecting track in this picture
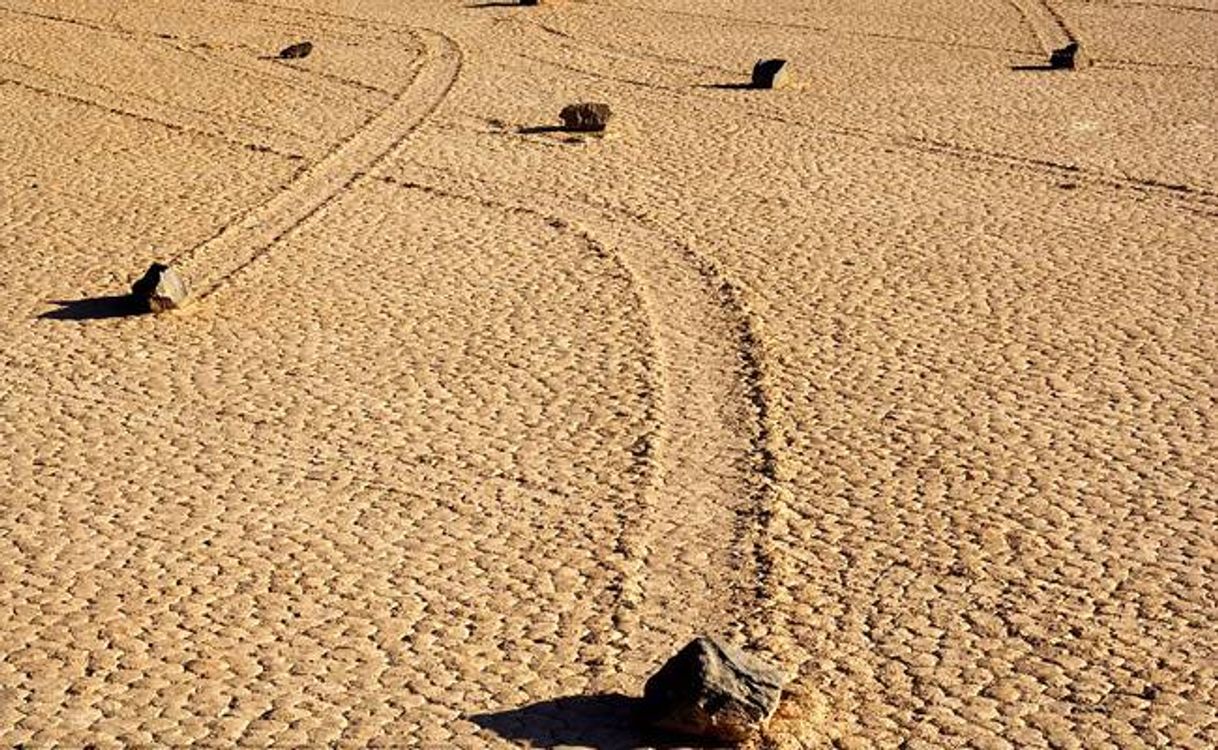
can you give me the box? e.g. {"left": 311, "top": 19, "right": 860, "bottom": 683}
{"left": 0, "top": 3, "right": 386, "bottom": 123}
{"left": 0, "top": 59, "right": 311, "bottom": 159}
{"left": 168, "top": 28, "right": 462, "bottom": 297}
{"left": 563, "top": 0, "right": 1037, "bottom": 55}
{"left": 1007, "top": 0, "right": 1078, "bottom": 51}
{"left": 505, "top": 24, "right": 1218, "bottom": 213}
{"left": 0, "top": 0, "right": 464, "bottom": 297}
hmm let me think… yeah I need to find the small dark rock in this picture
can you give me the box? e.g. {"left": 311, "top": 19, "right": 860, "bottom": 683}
{"left": 751, "top": 58, "right": 791, "bottom": 89}
{"left": 278, "top": 41, "right": 313, "bottom": 60}
{"left": 520, "top": 0, "right": 541, "bottom": 5}
{"left": 1049, "top": 42, "right": 1081, "bottom": 70}
{"left": 559, "top": 102, "right": 612, "bottom": 132}
{"left": 131, "top": 263, "right": 189, "bottom": 313}
{"left": 642, "top": 636, "right": 787, "bottom": 743}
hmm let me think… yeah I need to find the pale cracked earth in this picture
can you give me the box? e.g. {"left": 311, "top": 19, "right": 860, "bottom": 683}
{"left": 0, "top": 0, "right": 1215, "bottom": 748}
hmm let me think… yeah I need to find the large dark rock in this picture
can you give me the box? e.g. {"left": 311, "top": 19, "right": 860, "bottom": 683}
{"left": 131, "top": 263, "right": 189, "bottom": 313}
{"left": 1049, "top": 42, "right": 1081, "bottom": 70}
{"left": 751, "top": 58, "right": 791, "bottom": 89}
{"left": 278, "top": 41, "right": 313, "bottom": 60}
{"left": 559, "top": 102, "right": 612, "bottom": 132}
{"left": 642, "top": 636, "right": 787, "bottom": 743}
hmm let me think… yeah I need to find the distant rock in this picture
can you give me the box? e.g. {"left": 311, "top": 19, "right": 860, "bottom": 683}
{"left": 1049, "top": 42, "right": 1081, "bottom": 70}
{"left": 559, "top": 102, "right": 612, "bottom": 132}
{"left": 277, "top": 41, "right": 313, "bottom": 60}
{"left": 131, "top": 263, "right": 189, "bottom": 313}
{"left": 751, "top": 59, "right": 791, "bottom": 89}
{"left": 520, "top": 0, "right": 541, "bottom": 5}
{"left": 642, "top": 636, "right": 787, "bottom": 742}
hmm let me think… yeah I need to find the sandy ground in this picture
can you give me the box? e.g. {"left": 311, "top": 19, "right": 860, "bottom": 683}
{"left": 1, "top": 0, "right": 1215, "bottom": 747}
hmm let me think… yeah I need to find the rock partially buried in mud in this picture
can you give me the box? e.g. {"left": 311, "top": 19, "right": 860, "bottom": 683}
{"left": 1049, "top": 42, "right": 1083, "bottom": 69}
{"left": 642, "top": 636, "right": 787, "bottom": 743}
{"left": 131, "top": 263, "right": 189, "bottom": 313}
{"left": 277, "top": 41, "right": 313, "bottom": 60}
{"left": 559, "top": 102, "right": 612, "bottom": 132}
{"left": 751, "top": 58, "right": 791, "bottom": 89}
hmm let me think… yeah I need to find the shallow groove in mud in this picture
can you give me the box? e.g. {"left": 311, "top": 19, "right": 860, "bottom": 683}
{"left": 515, "top": 49, "right": 1218, "bottom": 211}
{"left": 0, "top": 62, "right": 309, "bottom": 159}
{"left": 359, "top": 173, "right": 664, "bottom": 685}
{"left": 390, "top": 163, "right": 795, "bottom": 667}
{"left": 0, "top": 3, "right": 386, "bottom": 110}
{"left": 166, "top": 28, "right": 462, "bottom": 297}
{"left": 567, "top": 0, "right": 1037, "bottom": 55}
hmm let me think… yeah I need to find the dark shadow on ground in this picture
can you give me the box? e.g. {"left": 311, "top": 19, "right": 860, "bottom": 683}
{"left": 470, "top": 694, "right": 721, "bottom": 749}
{"left": 1010, "top": 63, "right": 1060, "bottom": 71}
{"left": 39, "top": 295, "right": 145, "bottom": 321}
{"left": 467, "top": 1, "right": 530, "bottom": 8}
{"left": 698, "top": 82, "right": 755, "bottom": 90}
{"left": 517, "top": 124, "right": 568, "bottom": 134}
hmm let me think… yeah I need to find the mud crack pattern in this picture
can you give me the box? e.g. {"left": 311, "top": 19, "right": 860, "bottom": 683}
{"left": 2, "top": 0, "right": 1216, "bottom": 747}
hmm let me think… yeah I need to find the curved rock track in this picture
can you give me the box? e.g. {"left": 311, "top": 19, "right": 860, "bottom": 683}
{"left": 2, "top": 0, "right": 1215, "bottom": 747}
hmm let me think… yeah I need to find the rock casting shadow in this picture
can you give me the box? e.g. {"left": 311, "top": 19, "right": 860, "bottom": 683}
{"left": 470, "top": 693, "right": 715, "bottom": 749}
{"left": 39, "top": 295, "right": 146, "bottom": 321}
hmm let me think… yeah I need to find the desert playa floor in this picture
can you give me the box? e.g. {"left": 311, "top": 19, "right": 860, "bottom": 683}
{"left": 1, "top": 0, "right": 1216, "bottom": 747}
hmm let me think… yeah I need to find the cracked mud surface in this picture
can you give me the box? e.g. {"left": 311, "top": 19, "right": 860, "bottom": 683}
{"left": 1, "top": 0, "right": 1215, "bottom": 747}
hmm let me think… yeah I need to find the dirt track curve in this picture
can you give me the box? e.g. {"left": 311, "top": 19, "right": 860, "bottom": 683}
{"left": 1, "top": 0, "right": 1215, "bottom": 747}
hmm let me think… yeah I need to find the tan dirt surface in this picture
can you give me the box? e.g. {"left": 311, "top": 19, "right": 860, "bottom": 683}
{"left": 1, "top": 0, "right": 1215, "bottom": 747}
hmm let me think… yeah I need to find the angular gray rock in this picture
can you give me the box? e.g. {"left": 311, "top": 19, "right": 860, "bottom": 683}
{"left": 642, "top": 636, "right": 787, "bottom": 742}
{"left": 131, "top": 263, "right": 189, "bottom": 313}
{"left": 1049, "top": 42, "right": 1080, "bottom": 70}
{"left": 559, "top": 102, "right": 612, "bottom": 132}
{"left": 751, "top": 58, "right": 791, "bottom": 89}
{"left": 278, "top": 41, "right": 313, "bottom": 60}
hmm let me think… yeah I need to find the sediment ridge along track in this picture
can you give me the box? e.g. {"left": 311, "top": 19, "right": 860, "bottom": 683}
{"left": 363, "top": 163, "right": 801, "bottom": 692}
{"left": 164, "top": 27, "right": 461, "bottom": 297}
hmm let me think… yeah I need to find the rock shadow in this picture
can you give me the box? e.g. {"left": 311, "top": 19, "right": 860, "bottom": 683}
{"left": 470, "top": 693, "right": 715, "bottom": 749}
{"left": 517, "top": 124, "right": 569, "bottom": 135}
{"left": 698, "top": 82, "right": 758, "bottom": 90}
{"left": 38, "top": 295, "right": 146, "bottom": 321}
{"left": 1010, "top": 63, "right": 1061, "bottom": 72}
{"left": 467, "top": 1, "right": 530, "bottom": 8}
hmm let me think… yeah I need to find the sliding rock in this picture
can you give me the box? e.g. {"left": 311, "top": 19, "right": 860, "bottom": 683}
{"left": 1049, "top": 42, "right": 1083, "bottom": 70}
{"left": 278, "top": 41, "right": 313, "bottom": 60}
{"left": 751, "top": 58, "right": 791, "bottom": 89}
{"left": 559, "top": 102, "right": 612, "bottom": 132}
{"left": 131, "top": 263, "right": 189, "bottom": 313}
{"left": 642, "top": 636, "right": 787, "bottom": 742}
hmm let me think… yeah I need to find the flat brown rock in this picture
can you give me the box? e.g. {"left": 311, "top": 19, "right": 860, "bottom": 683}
{"left": 559, "top": 102, "right": 612, "bottom": 132}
